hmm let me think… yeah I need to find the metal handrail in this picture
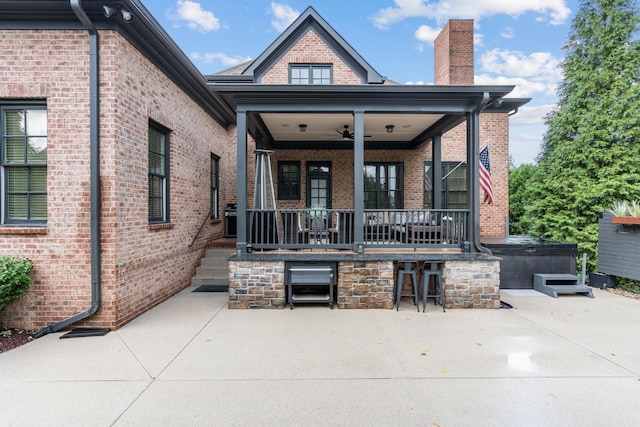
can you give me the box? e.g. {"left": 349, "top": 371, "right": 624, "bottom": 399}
{"left": 247, "top": 208, "right": 469, "bottom": 251}
{"left": 188, "top": 210, "right": 212, "bottom": 248}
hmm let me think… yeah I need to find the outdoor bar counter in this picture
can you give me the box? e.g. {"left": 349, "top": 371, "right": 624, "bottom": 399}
{"left": 228, "top": 250, "right": 501, "bottom": 310}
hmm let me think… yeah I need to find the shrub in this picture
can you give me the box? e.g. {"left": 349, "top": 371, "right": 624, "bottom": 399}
{"left": 0, "top": 256, "right": 34, "bottom": 312}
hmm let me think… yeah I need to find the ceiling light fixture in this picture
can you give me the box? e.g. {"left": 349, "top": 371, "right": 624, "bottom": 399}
{"left": 103, "top": 5, "right": 133, "bottom": 22}
{"left": 103, "top": 5, "right": 116, "bottom": 17}
{"left": 298, "top": 124, "right": 307, "bottom": 132}
{"left": 385, "top": 125, "right": 395, "bottom": 134}
{"left": 120, "top": 9, "right": 133, "bottom": 22}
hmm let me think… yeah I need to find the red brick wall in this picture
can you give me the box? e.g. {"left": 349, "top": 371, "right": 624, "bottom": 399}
{"left": 261, "top": 29, "right": 362, "bottom": 84}
{"left": 434, "top": 20, "right": 474, "bottom": 85}
{"left": 270, "top": 144, "right": 437, "bottom": 210}
{"left": 440, "top": 115, "right": 509, "bottom": 237}
{"left": 0, "top": 30, "right": 236, "bottom": 330}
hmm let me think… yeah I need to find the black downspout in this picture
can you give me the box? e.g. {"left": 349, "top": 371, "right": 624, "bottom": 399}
{"left": 34, "top": 0, "right": 103, "bottom": 338}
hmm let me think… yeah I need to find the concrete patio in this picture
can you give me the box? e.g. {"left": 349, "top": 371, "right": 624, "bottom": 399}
{"left": 1, "top": 286, "right": 639, "bottom": 426}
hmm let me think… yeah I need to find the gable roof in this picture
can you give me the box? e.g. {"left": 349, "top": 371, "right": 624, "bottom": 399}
{"left": 211, "top": 6, "right": 384, "bottom": 84}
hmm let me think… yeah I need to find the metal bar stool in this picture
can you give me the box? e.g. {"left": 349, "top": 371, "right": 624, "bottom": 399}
{"left": 396, "top": 262, "right": 419, "bottom": 311}
{"left": 421, "top": 262, "right": 445, "bottom": 312}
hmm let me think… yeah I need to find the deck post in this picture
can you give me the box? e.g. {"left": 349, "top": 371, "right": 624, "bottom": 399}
{"left": 353, "top": 110, "right": 365, "bottom": 252}
{"left": 432, "top": 134, "right": 442, "bottom": 209}
{"left": 466, "top": 110, "right": 481, "bottom": 251}
{"left": 236, "top": 109, "right": 248, "bottom": 253}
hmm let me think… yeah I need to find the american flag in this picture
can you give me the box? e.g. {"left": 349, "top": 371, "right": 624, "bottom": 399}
{"left": 479, "top": 145, "right": 493, "bottom": 204}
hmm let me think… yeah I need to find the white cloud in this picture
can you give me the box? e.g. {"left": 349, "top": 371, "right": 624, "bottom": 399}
{"left": 414, "top": 24, "right": 441, "bottom": 45}
{"left": 475, "top": 74, "right": 555, "bottom": 98}
{"left": 270, "top": 2, "right": 299, "bottom": 32}
{"left": 192, "top": 52, "right": 252, "bottom": 67}
{"left": 479, "top": 48, "right": 561, "bottom": 79}
{"left": 405, "top": 80, "right": 429, "bottom": 85}
{"left": 475, "top": 48, "right": 562, "bottom": 99}
{"left": 372, "top": 0, "right": 571, "bottom": 29}
{"left": 509, "top": 104, "right": 555, "bottom": 126}
{"left": 174, "top": 0, "right": 220, "bottom": 32}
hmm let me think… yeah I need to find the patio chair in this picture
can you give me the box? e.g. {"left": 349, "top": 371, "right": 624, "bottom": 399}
{"left": 280, "top": 211, "right": 309, "bottom": 244}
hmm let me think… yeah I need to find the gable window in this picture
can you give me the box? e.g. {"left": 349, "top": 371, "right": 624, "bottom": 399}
{"left": 1, "top": 104, "right": 47, "bottom": 225}
{"left": 211, "top": 154, "right": 219, "bottom": 219}
{"left": 424, "top": 162, "right": 467, "bottom": 209}
{"left": 290, "top": 65, "right": 332, "bottom": 84}
{"left": 277, "top": 161, "right": 300, "bottom": 200}
{"left": 148, "top": 123, "right": 170, "bottom": 223}
{"left": 364, "top": 163, "right": 403, "bottom": 209}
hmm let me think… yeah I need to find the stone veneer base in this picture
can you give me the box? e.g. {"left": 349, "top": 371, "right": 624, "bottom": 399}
{"left": 229, "top": 258, "right": 500, "bottom": 310}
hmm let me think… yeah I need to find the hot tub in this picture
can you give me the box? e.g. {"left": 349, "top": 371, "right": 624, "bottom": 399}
{"left": 483, "top": 236, "right": 578, "bottom": 289}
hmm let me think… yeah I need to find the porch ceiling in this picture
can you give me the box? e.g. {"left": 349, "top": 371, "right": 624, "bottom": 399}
{"left": 210, "top": 83, "right": 530, "bottom": 149}
{"left": 260, "top": 112, "right": 442, "bottom": 144}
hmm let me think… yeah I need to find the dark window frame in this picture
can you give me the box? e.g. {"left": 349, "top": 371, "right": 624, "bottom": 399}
{"left": 1, "top": 103, "right": 48, "bottom": 225}
{"left": 277, "top": 160, "right": 301, "bottom": 200}
{"left": 364, "top": 162, "right": 403, "bottom": 209}
{"left": 289, "top": 64, "right": 333, "bottom": 84}
{"left": 148, "top": 122, "right": 170, "bottom": 224}
{"left": 423, "top": 161, "right": 467, "bottom": 209}
{"left": 211, "top": 154, "right": 220, "bottom": 219}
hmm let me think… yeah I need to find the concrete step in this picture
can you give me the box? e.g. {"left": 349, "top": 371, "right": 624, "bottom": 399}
{"left": 191, "top": 249, "right": 231, "bottom": 286}
{"left": 197, "top": 257, "right": 230, "bottom": 269}
{"left": 194, "top": 265, "right": 228, "bottom": 277}
{"left": 205, "top": 248, "right": 234, "bottom": 257}
{"left": 191, "top": 277, "right": 228, "bottom": 287}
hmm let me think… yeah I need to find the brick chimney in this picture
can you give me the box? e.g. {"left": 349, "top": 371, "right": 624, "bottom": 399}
{"left": 434, "top": 19, "right": 474, "bottom": 85}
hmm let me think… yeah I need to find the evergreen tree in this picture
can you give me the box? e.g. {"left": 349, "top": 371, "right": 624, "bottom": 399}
{"left": 509, "top": 163, "right": 537, "bottom": 235}
{"left": 528, "top": 0, "right": 640, "bottom": 269}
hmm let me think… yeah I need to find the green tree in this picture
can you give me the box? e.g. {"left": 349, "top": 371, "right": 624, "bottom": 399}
{"left": 509, "top": 163, "right": 537, "bottom": 235}
{"left": 528, "top": 0, "right": 640, "bottom": 269}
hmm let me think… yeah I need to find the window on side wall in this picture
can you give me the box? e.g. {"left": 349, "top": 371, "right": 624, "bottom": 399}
{"left": 364, "top": 163, "right": 403, "bottom": 209}
{"left": 423, "top": 161, "right": 467, "bottom": 209}
{"left": 1, "top": 104, "right": 47, "bottom": 225}
{"left": 277, "top": 161, "right": 300, "bottom": 200}
{"left": 289, "top": 65, "right": 332, "bottom": 84}
{"left": 148, "top": 123, "right": 170, "bottom": 224}
{"left": 211, "top": 154, "right": 219, "bottom": 219}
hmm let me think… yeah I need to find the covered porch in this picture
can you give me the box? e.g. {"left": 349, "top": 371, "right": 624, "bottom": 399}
{"left": 211, "top": 84, "right": 528, "bottom": 309}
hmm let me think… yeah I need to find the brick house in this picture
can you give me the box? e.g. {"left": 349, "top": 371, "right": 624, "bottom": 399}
{"left": 0, "top": 1, "right": 527, "bottom": 332}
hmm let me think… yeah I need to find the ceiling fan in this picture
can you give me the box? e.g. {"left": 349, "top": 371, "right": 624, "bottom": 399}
{"left": 335, "top": 125, "right": 371, "bottom": 140}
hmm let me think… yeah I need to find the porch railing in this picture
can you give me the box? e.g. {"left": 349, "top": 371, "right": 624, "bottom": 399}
{"left": 246, "top": 208, "right": 469, "bottom": 251}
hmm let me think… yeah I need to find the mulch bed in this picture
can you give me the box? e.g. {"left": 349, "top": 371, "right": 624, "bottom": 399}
{"left": 0, "top": 329, "right": 36, "bottom": 354}
{"left": 605, "top": 287, "right": 640, "bottom": 300}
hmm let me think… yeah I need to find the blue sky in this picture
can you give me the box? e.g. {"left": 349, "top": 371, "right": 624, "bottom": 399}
{"left": 142, "top": 0, "right": 580, "bottom": 166}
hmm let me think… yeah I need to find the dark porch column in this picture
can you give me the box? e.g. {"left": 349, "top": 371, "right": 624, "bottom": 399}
{"left": 236, "top": 109, "right": 248, "bottom": 253}
{"left": 432, "top": 134, "right": 442, "bottom": 209}
{"left": 466, "top": 110, "right": 482, "bottom": 252}
{"left": 352, "top": 110, "right": 364, "bottom": 252}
